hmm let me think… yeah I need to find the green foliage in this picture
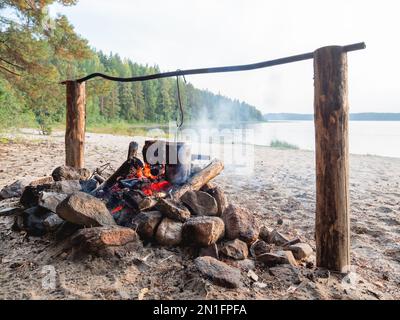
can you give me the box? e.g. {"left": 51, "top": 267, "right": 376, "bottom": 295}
{"left": 270, "top": 139, "right": 299, "bottom": 150}
{"left": 0, "top": 1, "right": 264, "bottom": 132}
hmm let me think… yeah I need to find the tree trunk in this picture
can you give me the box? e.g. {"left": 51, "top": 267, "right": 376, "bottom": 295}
{"left": 65, "top": 81, "right": 86, "bottom": 169}
{"left": 313, "top": 46, "right": 350, "bottom": 273}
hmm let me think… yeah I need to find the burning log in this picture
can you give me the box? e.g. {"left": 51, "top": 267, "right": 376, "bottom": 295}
{"left": 171, "top": 159, "right": 224, "bottom": 200}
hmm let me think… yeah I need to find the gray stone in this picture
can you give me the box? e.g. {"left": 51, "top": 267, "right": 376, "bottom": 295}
{"left": 259, "top": 225, "right": 274, "bottom": 242}
{"left": 43, "top": 214, "right": 64, "bottom": 231}
{"left": 56, "top": 192, "right": 115, "bottom": 227}
{"left": 131, "top": 211, "right": 163, "bottom": 240}
{"left": 52, "top": 165, "right": 91, "bottom": 181}
{"left": 0, "top": 179, "right": 29, "bottom": 199}
{"left": 156, "top": 198, "right": 191, "bottom": 222}
{"left": 250, "top": 240, "right": 271, "bottom": 258}
{"left": 204, "top": 185, "right": 227, "bottom": 216}
{"left": 267, "top": 229, "right": 290, "bottom": 246}
{"left": 181, "top": 190, "right": 218, "bottom": 216}
{"left": 194, "top": 256, "right": 242, "bottom": 288}
{"left": 220, "top": 239, "right": 249, "bottom": 260}
{"left": 182, "top": 216, "right": 224, "bottom": 247}
{"left": 155, "top": 217, "right": 183, "bottom": 246}
{"left": 38, "top": 192, "right": 68, "bottom": 213}
{"left": 228, "top": 259, "right": 256, "bottom": 272}
{"left": 257, "top": 250, "right": 298, "bottom": 267}
{"left": 22, "top": 206, "right": 53, "bottom": 236}
{"left": 288, "top": 243, "right": 313, "bottom": 260}
{"left": 222, "top": 204, "right": 259, "bottom": 244}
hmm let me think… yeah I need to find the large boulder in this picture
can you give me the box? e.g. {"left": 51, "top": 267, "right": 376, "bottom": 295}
{"left": 221, "top": 204, "right": 259, "bottom": 244}
{"left": 56, "top": 192, "right": 115, "bottom": 227}
{"left": 131, "top": 211, "right": 163, "bottom": 241}
{"left": 52, "top": 165, "right": 91, "bottom": 181}
{"left": 156, "top": 198, "right": 190, "bottom": 222}
{"left": 155, "top": 217, "right": 183, "bottom": 246}
{"left": 194, "top": 256, "right": 242, "bottom": 288}
{"left": 181, "top": 191, "right": 218, "bottom": 216}
{"left": 70, "top": 226, "right": 139, "bottom": 257}
{"left": 220, "top": 239, "right": 249, "bottom": 260}
{"left": 182, "top": 216, "right": 224, "bottom": 247}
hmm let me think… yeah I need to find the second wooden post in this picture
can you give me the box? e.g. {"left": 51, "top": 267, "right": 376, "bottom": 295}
{"left": 313, "top": 46, "right": 350, "bottom": 273}
{"left": 65, "top": 80, "right": 86, "bottom": 169}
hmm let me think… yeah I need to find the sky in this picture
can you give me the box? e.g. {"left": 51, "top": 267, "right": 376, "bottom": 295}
{"left": 50, "top": 0, "right": 399, "bottom": 114}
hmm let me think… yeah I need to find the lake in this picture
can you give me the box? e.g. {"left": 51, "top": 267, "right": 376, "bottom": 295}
{"left": 246, "top": 121, "right": 400, "bottom": 158}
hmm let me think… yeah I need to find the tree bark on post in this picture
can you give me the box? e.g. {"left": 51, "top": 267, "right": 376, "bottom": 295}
{"left": 65, "top": 81, "right": 86, "bottom": 169}
{"left": 313, "top": 46, "right": 350, "bottom": 273}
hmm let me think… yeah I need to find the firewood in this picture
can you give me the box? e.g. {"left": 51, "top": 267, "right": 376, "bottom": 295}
{"left": 171, "top": 159, "right": 224, "bottom": 200}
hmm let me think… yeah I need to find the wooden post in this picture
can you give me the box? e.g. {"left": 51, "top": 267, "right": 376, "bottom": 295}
{"left": 313, "top": 46, "right": 350, "bottom": 273}
{"left": 65, "top": 81, "right": 86, "bottom": 169}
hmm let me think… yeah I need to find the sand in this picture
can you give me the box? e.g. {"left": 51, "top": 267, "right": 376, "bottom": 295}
{"left": 0, "top": 129, "right": 399, "bottom": 300}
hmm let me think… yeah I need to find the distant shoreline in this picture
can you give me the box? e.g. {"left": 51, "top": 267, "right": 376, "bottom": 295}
{"left": 264, "top": 113, "right": 400, "bottom": 121}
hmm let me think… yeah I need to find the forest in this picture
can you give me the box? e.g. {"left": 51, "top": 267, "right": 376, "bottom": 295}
{"left": 0, "top": 1, "right": 263, "bottom": 134}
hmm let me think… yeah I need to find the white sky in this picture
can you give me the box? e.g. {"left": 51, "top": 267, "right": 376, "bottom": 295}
{"left": 51, "top": 0, "right": 400, "bottom": 114}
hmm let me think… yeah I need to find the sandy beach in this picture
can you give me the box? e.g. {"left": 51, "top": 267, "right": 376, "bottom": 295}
{"left": 0, "top": 129, "right": 399, "bottom": 300}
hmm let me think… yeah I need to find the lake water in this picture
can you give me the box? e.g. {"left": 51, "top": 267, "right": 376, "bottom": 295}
{"left": 246, "top": 121, "right": 400, "bottom": 158}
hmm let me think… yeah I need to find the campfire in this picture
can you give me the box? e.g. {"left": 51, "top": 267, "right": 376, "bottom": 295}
{"left": 0, "top": 139, "right": 314, "bottom": 289}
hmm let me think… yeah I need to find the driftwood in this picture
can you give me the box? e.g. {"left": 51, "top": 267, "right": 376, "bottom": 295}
{"left": 171, "top": 159, "right": 224, "bottom": 200}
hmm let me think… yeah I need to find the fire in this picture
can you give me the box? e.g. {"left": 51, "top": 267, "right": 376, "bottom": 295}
{"left": 111, "top": 205, "right": 124, "bottom": 214}
{"left": 142, "top": 180, "right": 171, "bottom": 196}
{"left": 143, "top": 163, "right": 157, "bottom": 179}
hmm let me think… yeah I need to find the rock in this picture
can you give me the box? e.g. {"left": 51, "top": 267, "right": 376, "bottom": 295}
{"left": 247, "top": 270, "right": 259, "bottom": 282}
{"left": 155, "top": 217, "right": 183, "bottom": 246}
{"left": 204, "top": 185, "right": 227, "bottom": 216}
{"left": 0, "top": 179, "right": 29, "bottom": 199}
{"left": 221, "top": 204, "right": 259, "bottom": 244}
{"left": 194, "top": 256, "right": 242, "bottom": 288}
{"left": 267, "top": 229, "right": 290, "bottom": 246}
{"left": 227, "top": 259, "right": 256, "bottom": 272}
{"left": 38, "top": 192, "right": 68, "bottom": 213}
{"left": 53, "top": 180, "right": 83, "bottom": 194}
{"left": 52, "top": 165, "right": 91, "bottom": 181}
{"left": 257, "top": 250, "right": 298, "bottom": 267}
{"left": 250, "top": 240, "right": 271, "bottom": 257}
{"left": 55, "top": 221, "right": 81, "bottom": 241}
{"left": 131, "top": 211, "right": 163, "bottom": 240}
{"left": 20, "top": 180, "right": 82, "bottom": 208}
{"left": 43, "top": 214, "right": 64, "bottom": 231}
{"left": 156, "top": 198, "right": 191, "bottom": 222}
{"left": 288, "top": 243, "right": 313, "bottom": 260}
{"left": 220, "top": 239, "right": 249, "bottom": 260}
{"left": 56, "top": 192, "right": 116, "bottom": 227}
{"left": 1, "top": 177, "right": 54, "bottom": 200}
{"left": 259, "top": 225, "right": 274, "bottom": 242}
{"left": 199, "top": 243, "right": 219, "bottom": 259}
{"left": 269, "top": 265, "right": 301, "bottom": 284}
{"left": 182, "top": 216, "right": 224, "bottom": 247}
{"left": 181, "top": 191, "right": 218, "bottom": 216}
{"left": 22, "top": 206, "right": 53, "bottom": 236}
{"left": 70, "top": 226, "right": 139, "bottom": 257}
